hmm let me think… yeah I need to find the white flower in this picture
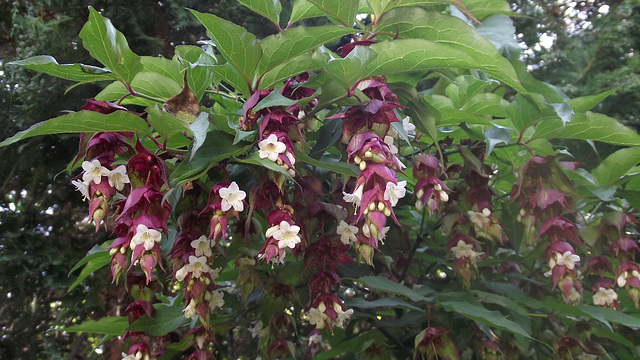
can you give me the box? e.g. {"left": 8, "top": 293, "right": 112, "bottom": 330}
{"left": 450, "top": 240, "right": 478, "bottom": 260}
{"left": 468, "top": 209, "right": 491, "bottom": 232}
{"left": 121, "top": 353, "right": 141, "bottom": 360}
{"left": 250, "top": 320, "right": 266, "bottom": 339}
{"left": 402, "top": 116, "right": 415, "bottom": 134}
{"left": 71, "top": 179, "right": 90, "bottom": 201}
{"left": 593, "top": 287, "right": 618, "bottom": 306}
{"left": 569, "top": 287, "right": 581, "bottom": 303}
{"left": 209, "top": 267, "right": 222, "bottom": 281}
{"left": 383, "top": 135, "right": 398, "bottom": 154}
{"left": 555, "top": 251, "right": 580, "bottom": 270}
{"left": 336, "top": 308, "right": 354, "bottom": 328}
{"left": 183, "top": 299, "right": 197, "bottom": 319}
{"left": 130, "top": 224, "right": 162, "bottom": 251}
{"left": 617, "top": 272, "right": 628, "bottom": 287}
{"left": 265, "top": 224, "right": 280, "bottom": 238}
{"left": 190, "top": 235, "right": 212, "bottom": 257}
{"left": 336, "top": 220, "right": 358, "bottom": 245}
{"left": 82, "top": 159, "right": 108, "bottom": 184}
{"left": 343, "top": 185, "right": 364, "bottom": 209}
{"left": 384, "top": 180, "right": 407, "bottom": 207}
{"left": 189, "top": 255, "right": 210, "bottom": 278}
{"left": 219, "top": 181, "right": 246, "bottom": 212}
{"left": 258, "top": 133, "right": 287, "bottom": 162}
{"left": 175, "top": 265, "right": 191, "bottom": 281}
{"left": 207, "top": 290, "right": 225, "bottom": 310}
{"left": 309, "top": 332, "right": 323, "bottom": 345}
{"left": 274, "top": 221, "right": 301, "bottom": 249}
{"left": 307, "top": 302, "right": 328, "bottom": 329}
{"left": 107, "top": 165, "right": 130, "bottom": 191}
{"left": 379, "top": 226, "right": 390, "bottom": 243}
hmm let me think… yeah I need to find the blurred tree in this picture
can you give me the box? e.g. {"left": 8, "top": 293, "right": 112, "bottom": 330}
{"left": 512, "top": 0, "right": 640, "bottom": 126}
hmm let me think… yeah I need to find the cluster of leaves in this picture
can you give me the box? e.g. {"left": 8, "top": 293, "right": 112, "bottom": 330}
{"left": 3, "top": 0, "right": 640, "bottom": 359}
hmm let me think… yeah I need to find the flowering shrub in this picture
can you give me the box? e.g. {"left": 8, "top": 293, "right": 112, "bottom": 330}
{"left": 3, "top": 0, "right": 640, "bottom": 358}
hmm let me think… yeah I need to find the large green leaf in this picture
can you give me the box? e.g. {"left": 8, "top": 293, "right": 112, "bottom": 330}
{"left": 174, "top": 45, "right": 217, "bottom": 101}
{"left": 533, "top": 112, "right": 640, "bottom": 146}
{"left": 259, "top": 52, "right": 324, "bottom": 90}
{"left": 140, "top": 56, "right": 183, "bottom": 84}
{"left": 170, "top": 130, "right": 251, "bottom": 185}
{"left": 374, "top": 8, "right": 523, "bottom": 92}
{"left": 592, "top": 147, "right": 640, "bottom": 186}
{"left": 68, "top": 250, "right": 110, "bottom": 291}
{"left": 190, "top": 10, "right": 262, "bottom": 87}
{"left": 64, "top": 316, "right": 128, "bottom": 335}
{"left": 295, "top": 145, "right": 359, "bottom": 177}
{"left": 9, "top": 55, "right": 116, "bottom": 82}
{"left": 345, "top": 297, "right": 423, "bottom": 311}
{"left": 440, "top": 301, "right": 532, "bottom": 339}
{"left": 127, "top": 304, "right": 187, "bottom": 336}
{"left": 367, "top": 0, "right": 453, "bottom": 17}
{"left": 355, "top": 275, "right": 430, "bottom": 302}
{"left": 288, "top": 0, "right": 327, "bottom": 25}
{"left": 258, "top": 26, "right": 357, "bottom": 77}
{"left": 567, "top": 87, "right": 618, "bottom": 113}
{"left": 238, "top": 0, "right": 283, "bottom": 26}
{"left": 207, "top": 63, "right": 252, "bottom": 97}
{"left": 0, "top": 111, "right": 150, "bottom": 148}
{"left": 146, "top": 106, "right": 193, "bottom": 142}
{"left": 459, "top": 0, "right": 511, "bottom": 20}
{"left": 95, "top": 72, "right": 182, "bottom": 105}
{"left": 460, "top": 92, "right": 509, "bottom": 117}
{"left": 79, "top": 7, "right": 142, "bottom": 83}
{"left": 306, "top": 0, "right": 359, "bottom": 26}
{"left": 475, "top": 14, "right": 520, "bottom": 55}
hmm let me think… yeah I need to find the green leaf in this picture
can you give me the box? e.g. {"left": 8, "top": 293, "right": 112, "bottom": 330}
{"left": 367, "top": 0, "right": 453, "bottom": 17}
{"left": 259, "top": 52, "right": 323, "bottom": 90}
{"left": 288, "top": 0, "right": 327, "bottom": 25}
{"left": 258, "top": 26, "right": 356, "bottom": 77}
{"left": 64, "top": 316, "right": 128, "bottom": 335}
{"left": 207, "top": 63, "right": 252, "bottom": 97}
{"left": 460, "top": 92, "right": 509, "bottom": 117}
{"left": 476, "top": 14, "right": 520, "bottom": 55}
{"left": 95, "top": 72, "right": 182, "bottom": 105}
{"left": 169, "top": 130, "right": 251, "bottom": 185}
{"left": 146, "top": 106, "right": 192, "bottom": 141}
{"left": 68, "top": 250, "right": 110, "bottom": 291}
{"left": 238, "top": 0, "right": 282, "bottom": 26}
{"left": 506, "top": 94, "right": 541, "bottom": 131}
{"left": 175, "top": 45, "right": 217, "bottom": 101}
{"left": 295, "top": 145, "right": 359, "bottom": 177}
{"left": 577, "top": 305, "right": 640, "bottom": 328}
{"left": 395, "top": 87, "right": 438, "bottom": 143}
{"left": 345, "top": 297, "right": 423, "bottom": 311}
{"left": 309, "top": 118, "right": 343, "bottom": 159}
{"left": 306, "top": 0, "right": 359, "bottom": 26}
{"left": 79, "top": 7, "right": 142, "bottom": 83}
{"left": 189, "top": 112, "right": 212, "bottom": 161}
{"left": 234, "top": 152, "right": 293, "bottom": 179}
{"left": 9, "top": 55, "right": 116, "bottom": 82}
{"left": 253, "top": 89, "right": 298, "bottom": 111}
{"left": 510, "top": 60, "right": 566, "bottom": 103}
{"left": 374, "top": 8, "right": 523, "bottom": 92}
{"left": 440, "top": 301, "right": 532, "bottom": 339}
{"left": 190, "top": 10, "right": 261, "bottom": 87}
{"left": 140, "top": 56, "right": 183, "bottom": 84}
{"left": 127, "top": 304, "right": 187, "bottom": 336}
{"left": 533, "top": 112, "right": 640, "bottom": 146}
{"left": 0, "top": 111, "right": 150, "bottom": 148}
{"left": 592, "top": 147, "right": 640, "bottom": 186}
{"left": 445, "top": 75, "right": 498, "bottom": 108}
{"left": 483, "top": 126, "right": 512, "bottom": 157}
{"left": 355, "top": 275, "right": 429, "bottom": 302}
{"left": 568, "top": 87, "right": 619, "bottom": 113}
{"left": 324, "top": 45, "right": 375, "bottom": 90}
{"left": 459, "top": 0, "right": 511, "bottom": 20}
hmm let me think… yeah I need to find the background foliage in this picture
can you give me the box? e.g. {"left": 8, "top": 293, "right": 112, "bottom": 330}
{"left": 1, "top": 0, "right": 639, "bottom": 359}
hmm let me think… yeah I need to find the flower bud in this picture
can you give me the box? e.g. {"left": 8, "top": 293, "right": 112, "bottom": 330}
{"left": 357, "top": 243, "right": 375, "bottom": 266}
{"left": 360, "top": 162, "right": 367, "bottom": 171}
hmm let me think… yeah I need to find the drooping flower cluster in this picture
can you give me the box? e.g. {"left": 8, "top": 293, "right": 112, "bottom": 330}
{"left": 304, "top": 235, "right": 352, "bottom": 330}
{"left": 243, "top": 73, "right": 316, "bottom": 178}
{"left": 412, "top": 154, "right": 451, "bottom": 216}
{"left": 512, "top": 155, "right": 585, "bottom": 303}
{"left": 332, "top": 78, "right": 407, "bottom": 265}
